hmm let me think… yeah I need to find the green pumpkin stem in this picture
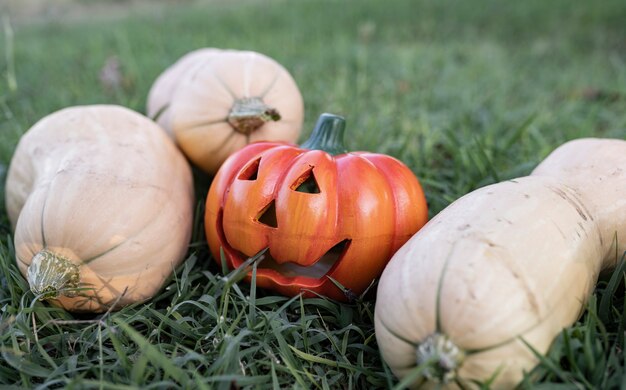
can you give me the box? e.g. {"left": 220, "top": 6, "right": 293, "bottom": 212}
{"left": 415, "top": 333, "right": 465, "bottom": 384}
{"left": 27, "top": 249, "right": 80, "bottom": 300}
{"left": 300, "top": 113, "right": 348, "bottom": 156}
{"left": 228, "top": 97, "right": 281, "bottom": 135}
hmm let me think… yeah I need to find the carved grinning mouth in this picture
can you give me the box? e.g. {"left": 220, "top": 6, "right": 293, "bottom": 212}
{"left": 216, "top": 209, "right": 351, "bottom": 281}
{"left": 255, "top": 239, "right": 351, "bottom": 279}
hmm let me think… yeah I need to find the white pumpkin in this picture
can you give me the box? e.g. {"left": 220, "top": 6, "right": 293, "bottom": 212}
{"left": 146, "top": 48, "right": 220, "bottom": 138}
{"left": 146, "top": 48, "right": 304, "bottom": 174}
{"left": 5, "top": 105, "right": 194, "bottom": 312}
{"left": 375, "top": 138, "right": 626, "bottom": 388}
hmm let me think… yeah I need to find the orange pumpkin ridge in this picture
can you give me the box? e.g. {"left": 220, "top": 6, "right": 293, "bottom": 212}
{"left": 205, "top": 113, "right": 428, "bottom": 301}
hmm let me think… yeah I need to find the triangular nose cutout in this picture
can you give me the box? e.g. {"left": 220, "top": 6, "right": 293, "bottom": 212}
{"left": 256, "top": 200, "right": 278, "bottom": 228}
{"left": 292, "top": 168, "right": 321, "bottom": 193}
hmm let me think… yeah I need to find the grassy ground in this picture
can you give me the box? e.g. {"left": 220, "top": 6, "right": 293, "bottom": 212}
{"left": 1, "top": 0, "right": 626, "bottom": 388}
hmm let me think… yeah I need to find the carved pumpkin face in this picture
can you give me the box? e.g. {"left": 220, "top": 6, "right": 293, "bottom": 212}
{"left": 205, "top": 114, "right": 428, "bottom": 301}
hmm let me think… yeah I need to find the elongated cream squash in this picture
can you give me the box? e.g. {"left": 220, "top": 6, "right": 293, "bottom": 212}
{"left": 5, "top": 105, "right": 194, "bottom": 313}
{"left": 375, "top": 138, "right": 626, "bottom": 388}
{"left": 146, "top": 48, "right": 304, "bottom": 174}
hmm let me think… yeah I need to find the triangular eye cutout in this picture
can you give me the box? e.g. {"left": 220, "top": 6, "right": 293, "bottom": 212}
{"left": 291, "top": 168, "right": 321, "bottom": 193}
{"left": 238, "top": 158, "right": 261, "bottom": 180}
{"left": 256, "top": 200, "right": 278, "bottom": 228}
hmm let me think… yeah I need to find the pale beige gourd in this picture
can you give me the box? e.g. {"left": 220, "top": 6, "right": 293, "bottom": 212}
{"left": 146, "top": 48, "right": 304, "bottom": 174}
{"left": 146, "top": 48, "right": 220, "bottom": 138}
{"left": 5, "top": 105, "right": 194, "bottom": 313}
{"left": 375, "top": 138, "right": 626, "bottom": 389}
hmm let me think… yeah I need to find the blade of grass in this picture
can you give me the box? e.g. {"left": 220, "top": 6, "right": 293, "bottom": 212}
{"left": 114, "top": 318, "right": 187, "bottom": 385}
{"left": 2, "top": 15, "right": 17, "bottom": 93}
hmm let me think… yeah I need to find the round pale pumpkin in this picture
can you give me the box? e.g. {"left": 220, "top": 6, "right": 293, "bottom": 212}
{"left": 205, "top": 113, "right": 429, "bottom": 301}
{"left": 146, "top": 48, "right": 220, "bottom": 138}
{"left": 146, "top": 48, "right": 304, "bottom": 174}
{"left": 5, "top": 105, "right": 194, "bottom": 312}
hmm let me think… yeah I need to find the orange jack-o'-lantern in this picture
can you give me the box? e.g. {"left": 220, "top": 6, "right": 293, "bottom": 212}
{"left": 205, "top": 113, "right": 428, "bottom": 301}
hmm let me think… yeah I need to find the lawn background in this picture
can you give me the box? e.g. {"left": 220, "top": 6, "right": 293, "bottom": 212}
{"left": 1, "top": 0, "right": 626, "bottom": 388}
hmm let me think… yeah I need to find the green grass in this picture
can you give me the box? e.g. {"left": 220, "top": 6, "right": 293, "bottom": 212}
{"left": 1, "top": 0, "right": 626, "bottom": 388}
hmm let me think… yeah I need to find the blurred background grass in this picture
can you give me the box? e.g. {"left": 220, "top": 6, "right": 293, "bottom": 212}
{"left": 2, "top": 0, "right": 626, "bottom": 211}
{"left": 1, "top": 0, "right": 626, "bottom": 388}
